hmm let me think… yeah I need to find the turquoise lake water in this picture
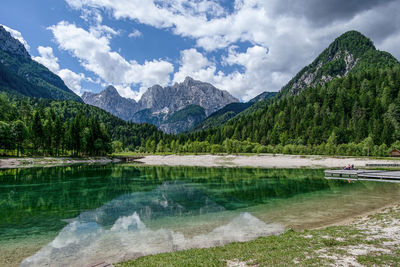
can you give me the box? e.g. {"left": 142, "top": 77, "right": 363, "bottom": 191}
{"left": 1, "top": 164, "right": 400, "bottom": 266}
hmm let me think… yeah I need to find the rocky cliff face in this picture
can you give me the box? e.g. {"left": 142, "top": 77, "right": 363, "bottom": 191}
{"left": 84, "top": 77, "right": 238, "bottom": 133}
{"left": 82, "top": 86, "right": 138, "bottom": 121}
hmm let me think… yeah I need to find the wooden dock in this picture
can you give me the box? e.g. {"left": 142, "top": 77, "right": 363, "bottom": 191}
{"left": 324, "top": 169, "right": 400, "bottom": 183}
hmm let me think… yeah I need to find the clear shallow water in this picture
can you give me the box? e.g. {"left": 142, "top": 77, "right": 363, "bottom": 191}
{"left": 1, "top": 165, "right": 400, "bottom": 266}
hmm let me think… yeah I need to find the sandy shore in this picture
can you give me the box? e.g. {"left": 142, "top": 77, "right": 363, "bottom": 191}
{"left": 0, "top": 157, "right": 119, "bottom": 169}
{"left": 2, "top": 154, "right": 399, "bottom": 169}
{"left": 137, "top": 154, "right": 400, "bottom": 168}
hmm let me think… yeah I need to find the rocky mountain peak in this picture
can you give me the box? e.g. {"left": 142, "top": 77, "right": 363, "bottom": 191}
{"left": 0, "top": 26, "right": 30, "bottom": 59}
{"left": 183, "top": 76, "right": 195, "bottom": 86}
{"left": 82, "top": 85, "right": 138, "bottom": 121}
{"left": 334, "top": 30, "right": 375, "bottom": 51}
{"left": 103, "top": 85, "right": 120, "bottom": 96}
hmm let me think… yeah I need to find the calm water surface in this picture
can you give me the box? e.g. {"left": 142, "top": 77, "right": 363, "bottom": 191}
{"left": 1, "top": 164, "right": 400, "bottom": 266}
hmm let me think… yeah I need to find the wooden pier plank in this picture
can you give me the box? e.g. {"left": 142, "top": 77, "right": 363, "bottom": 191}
{"left": 324, "top": 169, "right": 400, "bottom": 182}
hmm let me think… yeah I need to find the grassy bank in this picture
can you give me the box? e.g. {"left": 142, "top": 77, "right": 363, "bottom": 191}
{"left": 118, "top": 205, "right": 400, "bottom": 267}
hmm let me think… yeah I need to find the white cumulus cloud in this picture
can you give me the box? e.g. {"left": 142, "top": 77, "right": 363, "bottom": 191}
{"left": 33, "top": 46, "right": 87, "bottom": 96}
{"left": 33, "top": 46, "right": 60, "bottom": 73}
{"left": 128, "top": 29, "right": 142, "bottom": 38}
{"left": 48, "top": 21, "right": 174, "bottom": 100}
{"left": 61, "top": 0, "right": 400, "bottom": 100}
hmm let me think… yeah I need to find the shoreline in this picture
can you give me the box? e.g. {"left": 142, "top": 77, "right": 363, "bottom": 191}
{"left": 1, "top": 153, "right": 399, "bottom": 169}
{"left": 0, "top": 157, "right": 120, "bottom": 169}
{"left": 136, "top": 154, "right": 400, "bottom": 169}
{"left": 311, "top": 202, "right": 399, "bottom": 230}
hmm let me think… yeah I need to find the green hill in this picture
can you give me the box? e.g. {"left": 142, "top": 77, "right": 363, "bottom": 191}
{"left": 191, "top": 102, "right": 252, "bottom": 131}
{"left": 165, "top": 105, "right": 205, "bottom": 124}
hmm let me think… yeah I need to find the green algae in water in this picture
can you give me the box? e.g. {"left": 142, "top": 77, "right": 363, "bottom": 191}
{"left": 0, "top": 165, "right": 400, "bottom": 266}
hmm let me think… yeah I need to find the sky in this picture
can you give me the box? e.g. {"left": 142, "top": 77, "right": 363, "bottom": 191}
{"left": 1, "top": 0, "right": 400, "bottom": 102}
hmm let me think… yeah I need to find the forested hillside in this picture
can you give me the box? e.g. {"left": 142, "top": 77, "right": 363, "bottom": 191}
{"left": 160, "top": 104, "right": 206, "bottom": 134}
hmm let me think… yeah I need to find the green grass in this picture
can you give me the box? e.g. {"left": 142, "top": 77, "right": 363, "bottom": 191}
{"left": 357, "top": 250, "right": 400, "bottom": 266}
{"left": 116, "top": 227, "right": 363, "bottom": 267}
{"left": 118, "top": 207, "right": 400, "bottom": 267}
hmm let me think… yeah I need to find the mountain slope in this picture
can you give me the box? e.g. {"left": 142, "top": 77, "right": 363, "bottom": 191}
{"left": 0, "top": 26, "right": 82, "bottom": 102}
{"left": 280, "top": 31, "right": 399, "bottom": 97}
{"left": 248, "top": 92, "right": 277, "bottom": 103}
{"left": 192, "top": 91, "right": 277, "bottom": 131}
{"left": 160, "top": 104, "right": 206, "bottom": 134}
{"left": 82, "top": 85, "right": 138, "bottom": 121}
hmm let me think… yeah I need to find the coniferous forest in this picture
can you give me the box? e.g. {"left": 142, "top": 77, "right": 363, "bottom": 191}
{"left": 0, "top": 93, "right": 165, "bottom": 156}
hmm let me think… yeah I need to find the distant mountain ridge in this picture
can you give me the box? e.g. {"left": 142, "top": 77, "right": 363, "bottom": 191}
{"left": 82, "top": 85, "right": 138, "bottom": 121}
{"left": 0, "top": 26, "right": 82, "bottom": 102}
{"left": 83, "top": 77, "right": 238, "bottom": 133}
{"left": 191, "top": 91, "right": 277, "bottom": 131}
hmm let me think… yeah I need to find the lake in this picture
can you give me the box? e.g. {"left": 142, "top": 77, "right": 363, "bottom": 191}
{"left": 1, "top": 164, "right": 400, "bottom": 266}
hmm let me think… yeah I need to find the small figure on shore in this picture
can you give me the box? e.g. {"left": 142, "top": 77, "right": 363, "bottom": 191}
{"left": 343, "top": 164, "right": 356, "bottom": 170}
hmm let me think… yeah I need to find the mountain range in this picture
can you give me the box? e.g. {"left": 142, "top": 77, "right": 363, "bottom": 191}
{"left": 83, "top": 77, "right": 240, "bottom": 133}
